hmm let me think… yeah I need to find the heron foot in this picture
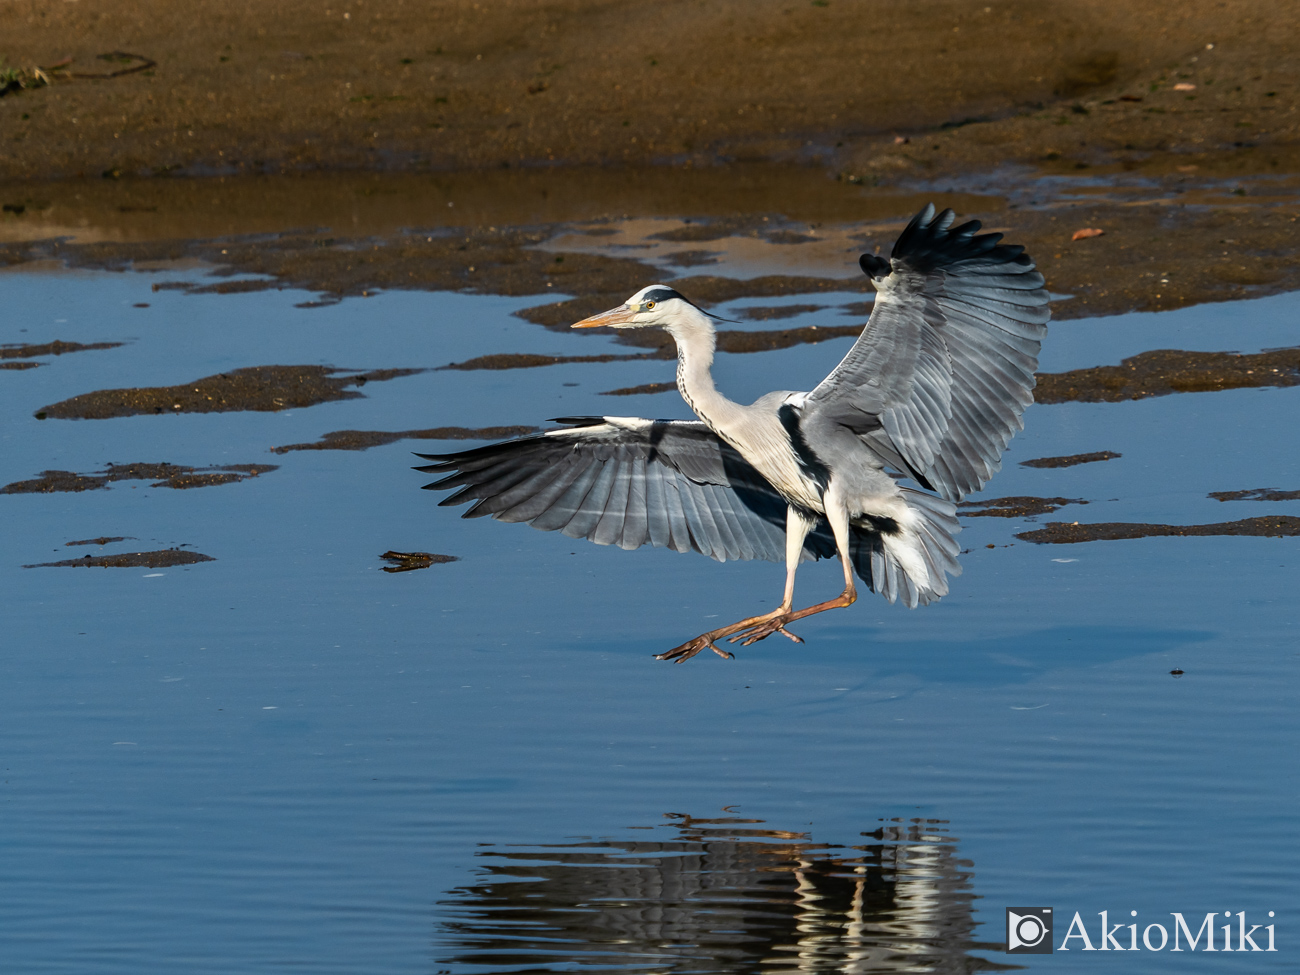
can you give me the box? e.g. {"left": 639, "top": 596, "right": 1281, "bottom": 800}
{"left": 728, "top": 617, "right": 804, "bottom": 647}
{"left": 655, "top": 635, "right": 735, "bottom": 664}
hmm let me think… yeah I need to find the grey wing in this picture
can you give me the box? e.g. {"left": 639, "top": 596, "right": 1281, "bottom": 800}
{"left": 805, "top": 204, "right": 1050, "bottom": 500}
{"left": 415, "top": 417, "right": 837, "bottom": 564}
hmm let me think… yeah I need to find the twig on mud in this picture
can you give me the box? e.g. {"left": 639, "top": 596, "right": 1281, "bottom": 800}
{"left": 0, "top": 51, "right": 156, "bottom": 96}
{"left": 68, "top": 51, "right": 157, "bottom": 80}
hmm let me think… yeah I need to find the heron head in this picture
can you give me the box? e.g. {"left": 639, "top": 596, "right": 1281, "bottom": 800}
{"left": 571, "top": 286, "right": 695, "bottom": 330}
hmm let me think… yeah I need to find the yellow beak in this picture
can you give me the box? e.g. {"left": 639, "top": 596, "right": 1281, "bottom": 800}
{"left": 571, "top": 305, "right": 637, "bottom": 328}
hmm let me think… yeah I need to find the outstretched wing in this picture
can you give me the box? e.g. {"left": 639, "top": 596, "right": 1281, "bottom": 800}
{"left": 804, "top": 204, "right": 1050, "bottom": 500}
{"left": 416, "top": 417, "right": 837, "bottom": 563}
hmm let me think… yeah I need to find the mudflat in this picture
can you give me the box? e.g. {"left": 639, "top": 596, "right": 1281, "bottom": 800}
{"left": 1, "top": 0, "right": 1295, "bottom": 180}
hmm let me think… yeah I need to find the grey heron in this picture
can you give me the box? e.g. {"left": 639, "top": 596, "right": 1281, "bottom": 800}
{"left": 417, "top": 205, "right": 1049, "bottom": 662}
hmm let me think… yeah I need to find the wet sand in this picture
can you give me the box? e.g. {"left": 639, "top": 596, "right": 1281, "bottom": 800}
{"left": 1020, "top": 451, "right": 1121, "bottom": 469}
{"left": 958, "top": 497, "right": 1089, "bottom": 519}
{"left": 34, "top": 364, "right": 424, "bottom": 419}
{"left": 2, "top": 461, "right": 277, "bottom": 494}
{"left": 1, "top": 0, "right": 1294, "bottom": 181}
{"left": 22, "top": 549, "right": 216, "bottom": 568}
{"left": 2, "top": 339, "right": 124, "bottom": 359}
{"left": 272, "top": 425, "right": 539, "bottom": 454}
{"left": 5, "top": 179, "right": 1299, "bottom": 331}
{"left": 1210, "top": 487, "right": 1300, "bottom": 502}
{"left": 1017, "top": 516, "right": 1300, "bottom": 544}
{"left": 1033, "top": 347, "right": 1300, "bottom": 403}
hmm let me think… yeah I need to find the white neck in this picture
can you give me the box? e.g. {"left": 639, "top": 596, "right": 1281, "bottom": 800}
{"left": 665, "top": 306, "right": 744, "bottom": 434}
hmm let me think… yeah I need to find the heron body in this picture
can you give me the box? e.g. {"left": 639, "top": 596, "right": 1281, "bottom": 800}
{"left": 418, "top": 205, "right": 1049, "bottom": 661}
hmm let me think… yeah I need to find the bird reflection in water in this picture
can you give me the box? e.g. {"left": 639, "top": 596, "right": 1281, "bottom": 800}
{"left": 435, "top": 812, "right": 1012, "bottom": 974}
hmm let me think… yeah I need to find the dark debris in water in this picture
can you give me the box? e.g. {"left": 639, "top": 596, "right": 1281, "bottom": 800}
{"left": 599, "top": 382, "right": 676, "bottom": 396}
{"left": 1033, "top": 348, "right": 1300, "bottom": 404}
{"left": 1, "top": 339, "right": 124, "bottom": 360}
{"left": 2, "top": 461, "right": 277, "bottom": 494}
{"left": 184, "top": 278, "right": 279, "bottom": 296}
{"left": 1021, "top": 450, "right": 1122, "bottom": 468}
{"left": 272, "top": 425, "right": 538, "bottom": 454}
{"left": 24, "top": 549, "right": 216, "bottom": 569}
{"left": 736, "top": 303, "right": 827, "bottom": 321}
{"left": 1, "top": 361, "right": 41, "bottom": 370}
{"left": 959, "top": 496, "right": 1089, "bottom": 518}
{"left": 1209, "top": 487, "right": 1300, "bottom": 502}
{"left": 66, "top": 536, "right": 133, "bottom": 546}
{"left": 717, "top": 324, "right": 861, "bottom": 354}
{"left": 1017, "top": 516, "right": 1300, "bottom": 544}
{"left": 380, "top": 550, "right": 459, "bottom": 573}
{"left": 35, "top": 364, "right": 424, "bottom": 419}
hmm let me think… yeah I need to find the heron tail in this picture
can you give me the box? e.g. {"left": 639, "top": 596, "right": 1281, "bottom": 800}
{"left": 850, "top": 487, "right": 962, "bottom": 609}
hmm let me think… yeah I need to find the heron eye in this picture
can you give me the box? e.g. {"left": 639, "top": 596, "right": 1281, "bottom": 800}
{"left": 644, "top": 300, "right": 656, "bottom": 311}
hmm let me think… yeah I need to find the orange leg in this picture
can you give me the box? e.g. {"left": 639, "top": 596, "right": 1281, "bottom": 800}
{"left": 655, "top": 506, "right": 813, "bottom": 664}
{"left": 728, "top": 486, "right": 857, "bottom": 649}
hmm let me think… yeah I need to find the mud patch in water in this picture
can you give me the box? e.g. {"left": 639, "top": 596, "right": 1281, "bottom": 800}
{"left": 599, "top": 382, "right": 677, "bottom": 397}
{"left": 1, "top": 362, "right": 40, "bottom": 371}
{"left": 2, "top": 462, "right": 277, "bottom": 494}
{"left": 35, "top": 365, "right": 424, "bottom": 420}
{"left": 379, "top": 551, "right": 459, "bottom": 573}
{"left": 65, "top": 536, "right": 133, "bottom": 546}
{"left": 1021, "top": 451, "right": 1122, "bottom": 469}
{"left": 440, "top": 352, "right": 667, "bottom": 372}
{"left": 23, "top": 549, "right": 216, "bottom": 569}
{"left": 272, "top": 426, "right": 538, "bottom": 454}
{"left": 2, "top": 339, "right": 124, "bottom": 360}
{"left": 1033, "top": 348, "right": 1300, "bottom": 404}
{"left": 736, "top": 303, "right": 829, "bottom": 321}
{"left": 959, "top": 496, "right": 1090, "bottom": 519}
{"left": 1209, "top": 487, "right": 1300, "bottom": 503}
{"left": 184, "top": 278, "right": 279, "bottom": 296}
{"left": 1017, "top": 516, "right": 1300, "bottom": 544}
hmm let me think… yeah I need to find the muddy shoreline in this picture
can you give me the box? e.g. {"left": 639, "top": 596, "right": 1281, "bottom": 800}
{"left": 1, "top": 1, "right": 1296, "bottom": 181}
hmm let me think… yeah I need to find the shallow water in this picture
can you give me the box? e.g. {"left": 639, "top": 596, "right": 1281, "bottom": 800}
{"left": 1, "top": 242, "right": 1297, "bottom": 973}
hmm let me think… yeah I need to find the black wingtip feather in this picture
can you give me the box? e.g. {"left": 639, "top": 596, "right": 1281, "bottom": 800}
{"left": 892, "top": 204, "right": 1034, "bottom": 274}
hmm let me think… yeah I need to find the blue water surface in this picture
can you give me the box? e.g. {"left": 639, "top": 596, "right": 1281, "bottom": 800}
{"left": 0, "top": 267, "right": 1296, "bottom": 973}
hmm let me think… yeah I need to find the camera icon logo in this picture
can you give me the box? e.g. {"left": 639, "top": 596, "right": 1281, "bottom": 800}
{"left": 1006, "top": 907, "right": 1053, "bottom": 954}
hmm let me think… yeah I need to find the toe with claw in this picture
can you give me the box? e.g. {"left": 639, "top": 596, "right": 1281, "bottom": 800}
{"left": 655, "top": 635, "right": 735, "bottom": 664}
{"left": 729, "top": 616, "right": 804, "bottom": 647}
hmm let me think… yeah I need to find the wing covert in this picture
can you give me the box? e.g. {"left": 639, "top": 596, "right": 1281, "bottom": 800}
{"left": 415, "top": 418, "right": 837, "bottom": 564}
